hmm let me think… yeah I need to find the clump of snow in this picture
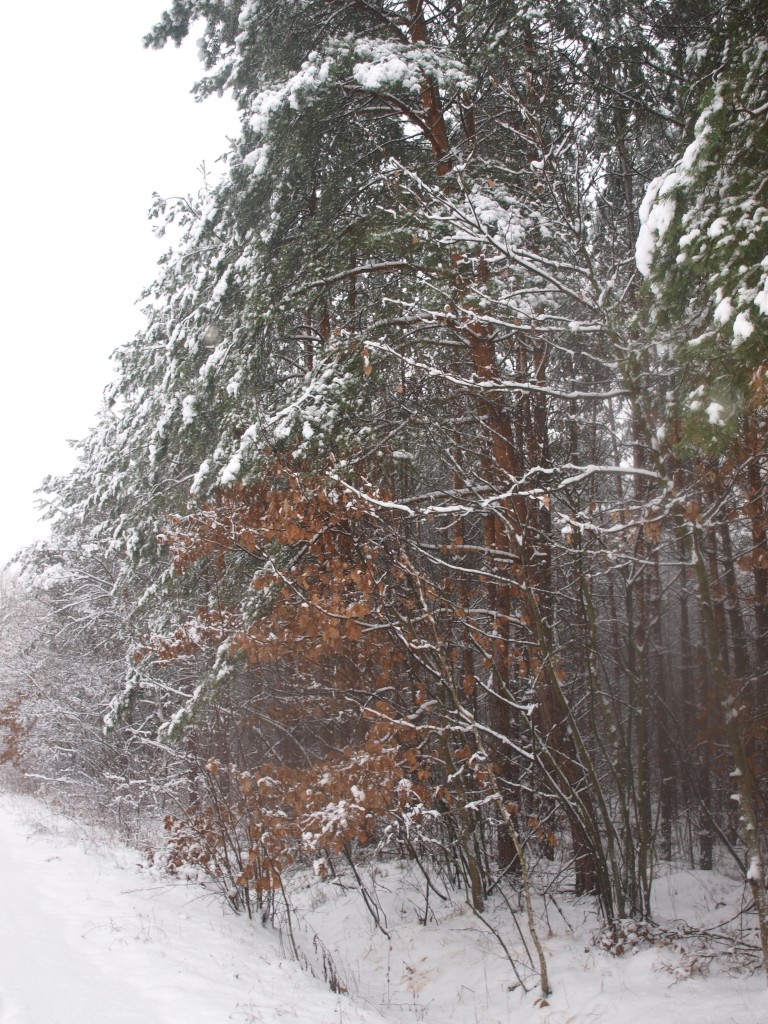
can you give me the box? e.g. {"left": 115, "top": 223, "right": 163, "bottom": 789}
{"left": 243, "top": 144, "right": 269, "bottom": 176}
{"left": 220, "top": 452, "right": 241, "bottom": 486}
{"left": 353, "top": 51, "right": 414, "bottom": 90}
{"left": 190, "top": 459, "right": 210, "bottom": 495}
{"left": 636, "top": 174, "right": 677, "bottom": 277}
{"left": 707, "top": 216, "right": 729, "bottom": 238}
{"left": 248, "top": 52, "right": 334, "bottom": 135}
{"left": 352, "top": 38, "right": 472, "bottom": 95}
{"left": 181, "top": 395, "right": 196, "bottom": 425}
{"left": 714, "top": 296, "right": 735, "bottom": 323}
{"left": 706, "top": 401, "right": 725, "bottom": 426}
{"left": 747, "top": 856, "right": 763, "bottom": 883}
{"left": 211, "top": 269, "right": 231, "bottom": 303}
{"left": 733, "top": 311, "right": 754, "bottom": 345}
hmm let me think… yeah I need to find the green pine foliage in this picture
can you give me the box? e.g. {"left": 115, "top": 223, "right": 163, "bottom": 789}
{"left": 638, "top": 10, "right": 768, "bottom": 450}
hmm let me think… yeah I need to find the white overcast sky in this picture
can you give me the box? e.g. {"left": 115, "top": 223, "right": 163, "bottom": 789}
{"left": 0, "top": 1, "right": 238, "bottom": 566}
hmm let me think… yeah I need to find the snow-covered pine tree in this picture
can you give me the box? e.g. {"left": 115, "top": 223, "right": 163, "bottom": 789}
{"left": 637, "top": 0, "right": 768, "bottom": 968}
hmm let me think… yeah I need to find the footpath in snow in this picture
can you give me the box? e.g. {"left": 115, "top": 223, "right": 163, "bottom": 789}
{"left": 0, "top": 793, "right": 382, "bottom": 1024}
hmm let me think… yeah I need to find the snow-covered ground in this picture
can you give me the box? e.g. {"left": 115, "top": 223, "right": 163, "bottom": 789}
{"left": 287, "top": 858, "right": 768, "bottom": 1024}
{"left": 1, "top": 791, "right": 767, "bottom": 1024}
{"left": 0, "top": 793, "right": 381, "bottom": 1024}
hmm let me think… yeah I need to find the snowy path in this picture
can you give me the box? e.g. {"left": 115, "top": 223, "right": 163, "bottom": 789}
{"left": 0, "top": 794, "right": 383, "bottom": 1024}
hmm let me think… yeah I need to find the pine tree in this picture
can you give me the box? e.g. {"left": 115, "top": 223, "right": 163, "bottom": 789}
{"left": 637, "top": 0, "right": 768, "bottom": 968}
